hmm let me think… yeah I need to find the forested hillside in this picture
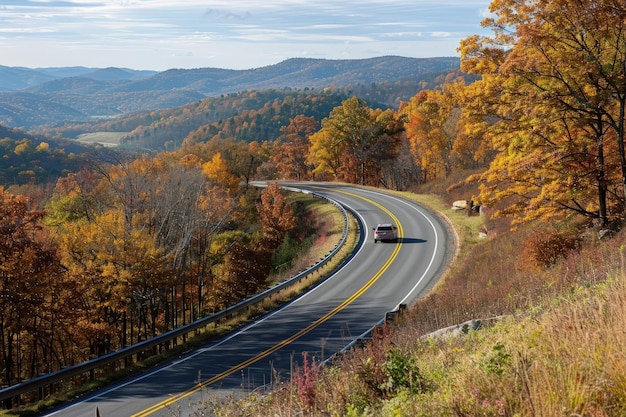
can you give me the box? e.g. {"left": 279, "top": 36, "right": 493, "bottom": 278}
{"left": 36, "top": 69, "right": 467, "bottom": 153}
{"left": 0, "top": 125, "right": 95, "bottom": 186}
{"left": 121, "top": 89, "right": 353, "bottom": 150}
{"left": 0, "top": 56, "right": 462, "bottom": 129}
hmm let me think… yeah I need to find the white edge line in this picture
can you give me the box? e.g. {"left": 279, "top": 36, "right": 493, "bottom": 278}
{"left": 44, "top": 189, "right": 369, "bottom": 415}
{"left": 353, "top": 188, "right": 440, "bottom": 310}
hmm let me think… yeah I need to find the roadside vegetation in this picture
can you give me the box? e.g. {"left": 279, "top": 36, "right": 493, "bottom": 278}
{"left": 207, "top": 175, "right": 626, "bottom": 416}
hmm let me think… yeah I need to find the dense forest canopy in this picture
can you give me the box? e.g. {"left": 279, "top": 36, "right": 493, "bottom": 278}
{"left": 0, "top": 125, "right": 94, "bottom": 186}
{"left": 140, "top": 89, "right": 353, "bottom": 150}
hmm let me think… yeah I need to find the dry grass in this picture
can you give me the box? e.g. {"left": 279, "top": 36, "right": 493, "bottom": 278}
{"left": 398, "top": 248, "right": 626, "bottom": 417}
{"left": 75, "top": 131, "right": 127, "bottom": 147}
{"left": 210, "top": 187, "right": 626, "bottom": 416}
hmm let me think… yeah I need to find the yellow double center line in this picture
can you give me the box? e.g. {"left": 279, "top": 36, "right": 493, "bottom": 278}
{"left": 133, "top": 190, "right": 402, "bottom": 416}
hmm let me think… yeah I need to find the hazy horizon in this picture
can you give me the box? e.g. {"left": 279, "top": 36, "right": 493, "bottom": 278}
{"left": 5, "top": 55, "right": 460, "bottom": 73}
{"left": 0, "top": 1, "right": 491, "bottom": 72}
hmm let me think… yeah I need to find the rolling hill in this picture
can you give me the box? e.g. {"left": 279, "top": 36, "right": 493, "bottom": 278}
{"left": 0, "top": 56, "right": 461, "bottom": 129}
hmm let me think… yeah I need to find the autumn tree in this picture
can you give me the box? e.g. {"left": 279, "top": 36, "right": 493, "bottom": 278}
{"left": 379, "top": 134, "right": 422, "bottom": 191}
{"left": 404, "top": 90, "right": 457, "bottom": 181}
{"left": 257, "top": 182, "right": 296, "bottom": 247}
{"left": 0, "top": 188, "right": 75, "bottom": 386}
{"left": 273, "top": 115, "right": 318, "bottom": 180}
{"left": 222, "top": 140, "right": 266, "bottom": 186}
{"left": 184, "top": 137, "right": 267, "bottom": 186}
{"left": 202, "top": 152, "right": 241, "bottom": 190}
{"left": 308, "top": 97, "right": 403, "bottom": 185}
{"left": 458, "top": 0, "right": 626, "bottom": 226}
{"left": 191, "top": 165, "right": 238, "bottom": 319}
{"left": 372, "top": 108, "right": 419, "bottom": 190}
{"left": 213, "top": 235, "right": 272, "bottom": 306}
{"left": 440, "top": 79, "right": 496, "bottom": 171}
{"left": 308, "top": 128, "right": 343, "bottom": 180}
{"left": 45, "top": 168, "right": 102, "bottom": 225}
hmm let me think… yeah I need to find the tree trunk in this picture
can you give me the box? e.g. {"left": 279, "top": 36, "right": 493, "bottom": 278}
{"left": 597, "top": 114, "right": 609, "bottom": 226}
{"left": 617, "top": 96, "right": 626, "bottom": 216}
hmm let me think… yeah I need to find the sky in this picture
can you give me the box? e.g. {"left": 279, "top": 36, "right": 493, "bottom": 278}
{"left": 0, "top": 0, "right": 493, "bottom": 71}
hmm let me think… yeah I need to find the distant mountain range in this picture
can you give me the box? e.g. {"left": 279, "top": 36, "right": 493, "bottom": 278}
{"left": 0, "top": 56, "right": 461, "bottom": 129}
{"left": 0, "top": 66, "right": 158, "bottom": 91}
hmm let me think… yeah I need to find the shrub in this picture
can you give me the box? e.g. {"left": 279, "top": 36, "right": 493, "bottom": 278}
{"left": 521, "top": 230, "right": 579, "bottom": 268}
{"left": 381, "top": 348, "right": 430, "bottom": 395}
{"left": 354, "top": 324, "right": 394, "bottom": 399}
{"left": 484, "top": 342, "right": 511, "bottom": 376}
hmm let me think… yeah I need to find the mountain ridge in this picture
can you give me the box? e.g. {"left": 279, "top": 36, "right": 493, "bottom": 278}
{"left": 0, "top": 56, "right": 461, "bottom": 129}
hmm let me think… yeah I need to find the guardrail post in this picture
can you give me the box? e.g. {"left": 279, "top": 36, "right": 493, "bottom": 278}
{"left": 385, "top": 311, "right": 397, "bottom": 323}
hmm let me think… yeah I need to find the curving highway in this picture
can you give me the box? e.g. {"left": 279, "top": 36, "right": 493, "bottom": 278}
{"left": 43, "top": 183, "right": 453, "bottom": 417}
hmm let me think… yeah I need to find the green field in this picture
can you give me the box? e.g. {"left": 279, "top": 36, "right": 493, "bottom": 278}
{"left": 76, "top": 132, "right": 128, "bottom": 147}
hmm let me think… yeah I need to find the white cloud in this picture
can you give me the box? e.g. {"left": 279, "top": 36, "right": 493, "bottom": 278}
{"left": 0, "top": 0, "right": 493, "bottom": 70}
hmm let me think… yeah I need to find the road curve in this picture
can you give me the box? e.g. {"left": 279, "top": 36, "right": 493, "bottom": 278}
{"left": 42, "top": 183, "right": 454, "bottom": 417}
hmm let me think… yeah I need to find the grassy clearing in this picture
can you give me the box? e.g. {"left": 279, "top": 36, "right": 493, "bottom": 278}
{"left": 75, "top": 132, "right": 127, "bottom": 147}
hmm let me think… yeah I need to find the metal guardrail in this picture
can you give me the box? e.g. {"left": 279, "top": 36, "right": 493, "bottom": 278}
{"left": 323, "top": 304, "right": 407, "bottom": 366}
{"left": 0, "top": 188, "right": 352, "bottom": 404}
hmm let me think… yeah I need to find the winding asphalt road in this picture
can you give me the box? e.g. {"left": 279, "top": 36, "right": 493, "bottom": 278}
{"left": 43, "top": 183, "right": 453, "bottom": 417}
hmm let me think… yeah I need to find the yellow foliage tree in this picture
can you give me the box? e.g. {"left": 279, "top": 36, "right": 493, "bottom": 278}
{"left": 458, "top": 0, "right": 626, "bottom": 226}
{"left": 403, "top": 90, "right": 456, "bottom": 181}
{"left": 202, "top": 152, "right": 241, "bottom": 190}
{"left": 308, "top": 97, "right": 402, "bottom": 185}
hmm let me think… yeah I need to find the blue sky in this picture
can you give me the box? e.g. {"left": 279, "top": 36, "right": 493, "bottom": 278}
{"left": 0, "top": 0, "right": 492, "bottom": 71}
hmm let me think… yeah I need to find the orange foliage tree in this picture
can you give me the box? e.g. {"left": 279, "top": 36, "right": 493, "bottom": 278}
{"left": 458, "top": 0, "right": 626, "bottom": 226}
{"left": 403, "top": 90, "right": 457, "bottom": 181}
{"left": 273, "top": 115, "right": 319, "bottom": 180}
{"left": 257, "top": 182, "right": 296, "bottom": 246}
{"left": 0, "top": 188, "right": 79, "bottom": 386}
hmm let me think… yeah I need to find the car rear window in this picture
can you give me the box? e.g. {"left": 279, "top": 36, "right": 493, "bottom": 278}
{"left": 378, "top": 226, "right": 392, "bottom": 231}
